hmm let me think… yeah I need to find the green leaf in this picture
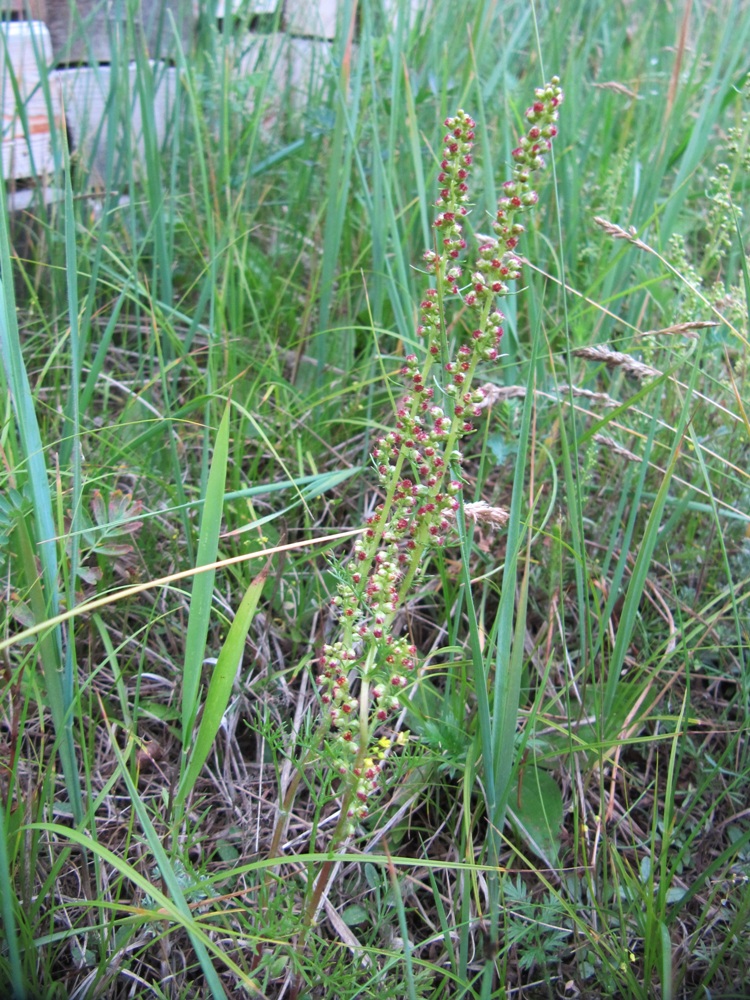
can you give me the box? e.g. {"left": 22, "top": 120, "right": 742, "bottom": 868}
{"left": 641, "top": 855, "right": 652, "bottom": 883}
{"left": 664, "top": 887, "right": 688, "bottom": 904}
{"left": 181, "top": 402, "right": 231, "bottom": 740}
{"left": 176, "top": 562, "right": 269, "bottom": 807}
{"left": 216, "top": 840, "right": 240, "bottom": 863}
{"left": 341, "top": 904, "right": 370, "bottom": 927}
{"left": 364, "top": 862, "right": 382, "bottom": 890}
{"left": 507, "top": 765, "right": 564, "bottom": 869}
{"left": 487, "top": 432, "right": 513, "bottom": 466}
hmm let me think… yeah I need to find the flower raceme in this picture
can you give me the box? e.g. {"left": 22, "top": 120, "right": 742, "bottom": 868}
{"left": 317, "top": 79, "right": 563, "bottom": 834}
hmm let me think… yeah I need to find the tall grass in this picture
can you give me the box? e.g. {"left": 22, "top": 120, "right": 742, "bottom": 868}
{"left": 1, "top": 1, "right": 749, "bottom": 997}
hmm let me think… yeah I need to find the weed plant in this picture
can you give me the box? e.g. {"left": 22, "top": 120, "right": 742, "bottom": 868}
{"left": 0, "top": 1, "right": 749, "bottom": 999}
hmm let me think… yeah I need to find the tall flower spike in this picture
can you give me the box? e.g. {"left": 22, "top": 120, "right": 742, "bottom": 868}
{"left": 314, "top": 82, "right": 563, "bottom": 836}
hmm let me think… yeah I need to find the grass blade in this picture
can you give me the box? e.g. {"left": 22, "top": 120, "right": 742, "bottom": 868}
{"left": 176, "top": 560, "right": 269, "bottom": 808}
{"left": 181, "top": 402, "right": 231, "bottom": 741}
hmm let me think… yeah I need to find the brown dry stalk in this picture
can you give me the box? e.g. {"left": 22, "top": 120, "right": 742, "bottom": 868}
{"left": 557, "top": 385, "right": 619, "bottom": 405}
{"left": 592, "top": 433, "right": 641, "bottom": 463}
{"left": 572, "top": 344, "right": 660, "bottom": 380}
{"left": 593, "top": 215, "right": 653, "bottom": 254}
{"left": 640, "top": 320, "right": 718, "bottom": 338}
{"left": 592, "top": 80, "right": 639, "bottom": 100}
{"left": 476, "top": 382, "right": 618, "bottom": 407}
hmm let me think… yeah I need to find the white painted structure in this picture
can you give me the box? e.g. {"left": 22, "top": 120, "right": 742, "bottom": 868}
{"left": 1, "top": 20, "right": 63, "bottom": 181}
{"left": 56, "top": 61, "right": 178, "bottom": 184}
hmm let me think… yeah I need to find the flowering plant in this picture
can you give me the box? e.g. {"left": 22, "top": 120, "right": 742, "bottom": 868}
{"left": 270, "top": 86, "right": 562, "bottom": 962}
{"left": 315, "top": 79, "right": 564, "bottom": 838}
